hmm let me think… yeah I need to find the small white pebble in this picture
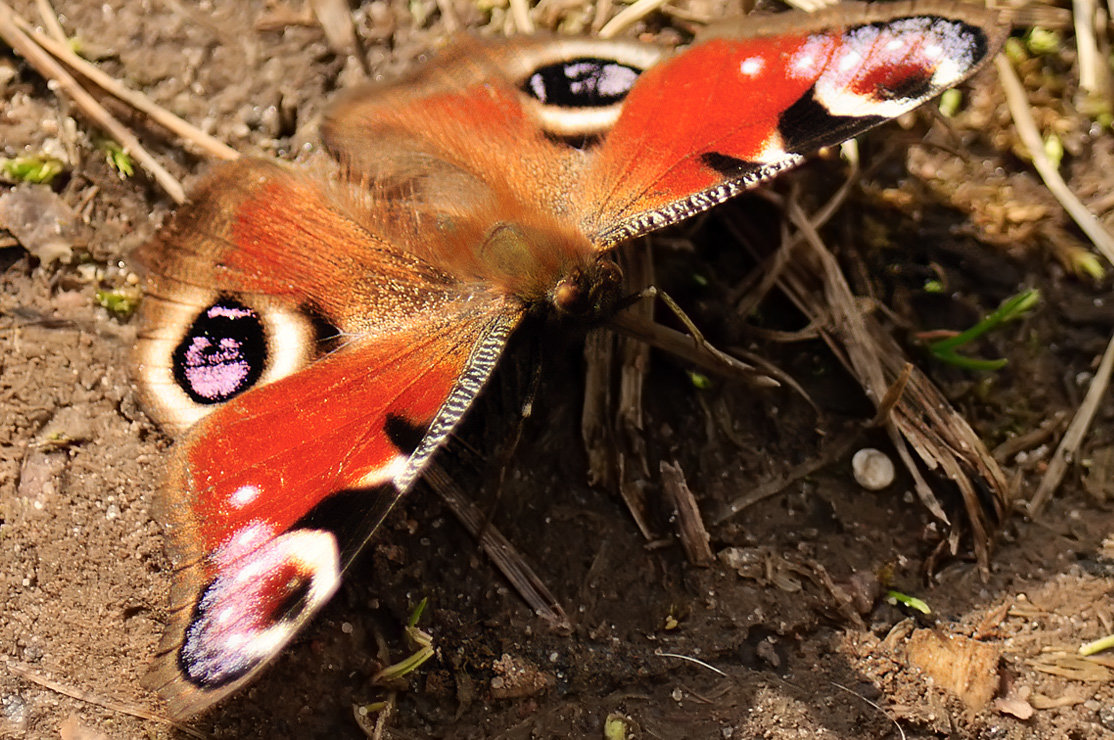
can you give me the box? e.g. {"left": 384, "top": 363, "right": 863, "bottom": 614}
{"left": 852, "top": 448, "right": 895, "bottom": 491}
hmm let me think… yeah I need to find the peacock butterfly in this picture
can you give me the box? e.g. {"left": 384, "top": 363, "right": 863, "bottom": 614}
{"left": 131, "top": 1, "right": 1006, "bottom": 717}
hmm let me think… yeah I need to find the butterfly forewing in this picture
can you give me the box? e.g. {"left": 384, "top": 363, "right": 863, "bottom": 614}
{"left": 579, "top": 0, "right": 1006, "bottom": 247}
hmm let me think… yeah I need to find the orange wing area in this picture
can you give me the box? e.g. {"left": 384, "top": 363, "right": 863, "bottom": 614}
{"left": 137, "top": 158, "right": 457, "bottom": 330}
{"left": 321, "top": 37, "right": 586, "bottom": 229}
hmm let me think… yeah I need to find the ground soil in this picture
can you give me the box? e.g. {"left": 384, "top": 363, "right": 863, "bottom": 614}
{"left": 3, "top": 1, "right": 1114, "bottom": 739}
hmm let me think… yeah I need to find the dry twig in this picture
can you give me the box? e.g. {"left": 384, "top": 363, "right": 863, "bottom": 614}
{"left": 995, "top": 54, "right": 1114, "bottom": 264}
{"left": 423, "top": 463, "right": 570, "bottom": 630}
{"left": 0, "top": 2, "right": 186, "bottom": 202}
{"left": 1029, "top": 332, "right": 1114, "bottom": 515}
{"left": 9, "top": 11, "right": 239, "bottom": 162}
{"left": 660, "top": 460, "right": 715, "bottom": 566}
{"left": 598, "top": 0, "right": 670, "bottom": 38}
{"left": 7, "top": 662, "right": 203, "bottom": 738}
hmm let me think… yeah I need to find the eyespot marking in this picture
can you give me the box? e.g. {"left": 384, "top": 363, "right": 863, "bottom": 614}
{"left": 522, "top": 58, "right": 640, "bottom": 108}
{"left": 172, "top": 299, "right": 266, "bottom": 405}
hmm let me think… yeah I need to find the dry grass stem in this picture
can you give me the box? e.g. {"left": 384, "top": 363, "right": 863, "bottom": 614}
{"left": 0, "top": 2, "right": 186, "bottom": 202}
{"left": 8, "top": 662, "right": 203, "bottom": 738}
{"left": 1072, "top": 0, "right": 1107, "bottom": 95}
{"left": 831, "top": 681, "right": 907, "bottom": 740}
{"left": 8, "top": 10, "right": 240, "bottom": 163}
{"left": 598, "top": 0, "right": 670, "bottom": 38}
{"left": 607, "top": 309, "right": 776, "bottom": 385}
{"left": 423, "top": 463, "right": 570, "bottom": 630}
{"left": 766, "top": 196, "right": 1009, "bottom": 571}
{"left": 581, "top": 329, "right": 618, "bottom": 490}
{"left": 660, "top": 460, "right": 715, "bottom": 566}
{"left": 33, "top": 0, "right": 65, "bottom": 43}
{"left": 509, "top": 0, "right": 536, "bottom": 34}
{"left": 616, "top": 243, "right": 654, "bottom": 540}
{"left": 311, "top": 0, "right": 370, "bottom": 77}
{"left": 995, "top": 54, "right": 1114, "bottom": 264}
{"left": 1029, "top": 330, "right": 1114, "bottom": 515}
{"left": 714, "top": 430, "right": 860, "bottom": 524}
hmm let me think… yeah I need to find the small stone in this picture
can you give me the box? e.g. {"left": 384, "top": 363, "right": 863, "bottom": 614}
{"left": 852, "top": 448, "right": 895, "bottom": 490}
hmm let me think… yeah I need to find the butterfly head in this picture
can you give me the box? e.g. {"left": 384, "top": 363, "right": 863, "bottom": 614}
{"left": 550, "top": 257, "right": 622, "bottom": 320}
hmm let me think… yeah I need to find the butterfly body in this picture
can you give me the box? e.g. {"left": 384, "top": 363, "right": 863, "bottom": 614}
{"left": 133, "top": 2, "right": 1006, "bottom": 717}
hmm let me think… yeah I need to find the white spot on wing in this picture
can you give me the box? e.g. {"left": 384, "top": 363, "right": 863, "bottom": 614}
{"left": 793, "top": 53, "right": 816, "bottom": 74}
{"left": 739, "top": 57, "right": 764, "bottom": 77}
{"left": 357, "top": 453, "right": 409, "bottom": 488}
{"left": 811, "top": 16, "right": 985, "bottom": 119}
{"left": 229, "top": 484, "right": 261, "bottom": 508}
{"left": 837, "top": 51, "right": 863, "bottom": 73}
{"left": 179, "top": 528, "right": 342, "bottom": 689}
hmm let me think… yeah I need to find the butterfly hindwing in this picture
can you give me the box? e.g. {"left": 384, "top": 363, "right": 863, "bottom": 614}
{"left": 323, "top": 2, "right": 1002, "bottom": 251}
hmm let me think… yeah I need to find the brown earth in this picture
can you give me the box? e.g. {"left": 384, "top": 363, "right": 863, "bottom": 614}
{"left": 3, "top": 1, "right": 1114, "bottom": 739}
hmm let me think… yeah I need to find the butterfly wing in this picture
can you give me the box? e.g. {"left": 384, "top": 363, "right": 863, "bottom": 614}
{"left": 134, "top": 158, "right": 521, "bottom": 715}
{"left": 579, "top": 0, "right": 1006, "bottom": 247}
{"left": 325, "top": 3, "right": 1002, "bottom": 252}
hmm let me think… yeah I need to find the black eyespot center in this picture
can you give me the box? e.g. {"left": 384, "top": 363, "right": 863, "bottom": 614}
{"left": 522, "top": 58, "right": 641, "bottom": 108}
{"left": 172, "top": 298, "right": 267, "bottom": 405}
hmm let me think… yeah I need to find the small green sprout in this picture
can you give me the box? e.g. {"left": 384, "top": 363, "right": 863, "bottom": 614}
{"left": 1, "top": 155, "right": 65, "bottom": 184}
{"left": 407, "top": 596, "right": 428, "bottom": 628}
{"left": 1004, "top": 37, "right": 1028, "bottom": 65}
{"left": 1068, "top": 249, "right": 1105, "bottom": 281}
{"left": 373, "top": 597, "right": 435, "bottom": 683}
{"left": 885, "top": 590, "right": 931, "bottom": 615}
{"left": 101, "top": 140, "right": 134, "bottom": 177}
{"left": 1043, "top": 134, "right": 1064, "bottom": 170}
{"left": 688, "top": 371, "right": 711, "bottom": 390}
{"left": 926, "top": 289, "right": 1040, "bottom": 371}
{"left": 96, "top": 288, "right": 141, "bottom": 318}
{"left": 1025, "top": 27, "right": 1061, "bottom": 56}
{"left": 938, "top": 88, "right": 962, "bottom": 118}
{"left": 604, "top": 714, "right": 634, "bottom": 740}
{"left": 923, "top": 279, "right": 945, "bottom": 294}
{"left": 1079, "top": 634, "right": 1114, "bottom": 656}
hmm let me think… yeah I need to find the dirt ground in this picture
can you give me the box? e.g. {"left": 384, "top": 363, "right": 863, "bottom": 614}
{"left": 4, "top": 1, "right": 1114, "bottom": 738}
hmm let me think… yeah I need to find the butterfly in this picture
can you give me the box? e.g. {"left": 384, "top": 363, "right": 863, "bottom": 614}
{"left": 131, "top": 0, "right": 1006, "bottom": 718}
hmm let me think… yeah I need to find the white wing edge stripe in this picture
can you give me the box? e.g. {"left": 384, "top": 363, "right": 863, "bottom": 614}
{"left": 392, "top": 313, "right": 519, "bottom": 493}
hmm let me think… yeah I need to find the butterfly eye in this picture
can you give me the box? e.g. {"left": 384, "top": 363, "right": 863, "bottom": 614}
{"left": 551, "top": 259, "right": 622, "bottom": 317}
{"left": 522, "top": 58, "right": 640, "bottom": 108}
{"left": 172, "top": 299, "right": 267, "bottom": 405}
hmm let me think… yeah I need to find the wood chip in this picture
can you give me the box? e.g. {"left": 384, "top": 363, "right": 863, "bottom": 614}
{"left": 660, "top": 460, "right": 714, "bottom": 566}
{"left": 905, "top": 629, "right": 1001, "bottom": 710}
